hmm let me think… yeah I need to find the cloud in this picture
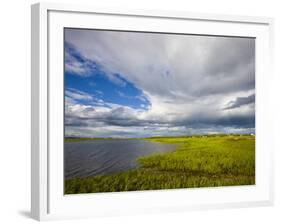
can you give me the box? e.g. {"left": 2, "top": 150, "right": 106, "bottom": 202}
{"left": 64, "top": 29, "right": 255, "bottom": 137}
{"left": 223, "top": 94, "right": 255, "bottom": 110}
{"left": 65, "top": 42, "right": 97, "bottom": 76}
{"left": 65, "top": 88, "right": 94, "bottom": 101}
{"left": 65, "top": 97, "right": 255, "bottom": 137}
{"left": 65, "top": 29, "right": 255, "bottom": 99}
{"left": 65, "top": 42, "right": 128, "bottom": 87}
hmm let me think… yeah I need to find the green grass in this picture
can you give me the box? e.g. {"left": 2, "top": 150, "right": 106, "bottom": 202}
{"left": 65, "top": 135, "right": 255, "bottom": 194}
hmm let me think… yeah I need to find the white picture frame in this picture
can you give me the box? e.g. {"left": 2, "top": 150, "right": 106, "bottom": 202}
{"left": 31, "top": 2, "right": 274, "bottom": 221}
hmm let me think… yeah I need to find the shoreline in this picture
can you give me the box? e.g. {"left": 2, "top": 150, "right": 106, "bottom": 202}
{"left": 65, "top": 135, "right": 255, "bottom": 194}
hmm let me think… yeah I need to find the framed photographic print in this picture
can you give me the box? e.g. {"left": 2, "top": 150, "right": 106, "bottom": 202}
{"left": 31, "top": 2, "right": 274, "bottom": 221}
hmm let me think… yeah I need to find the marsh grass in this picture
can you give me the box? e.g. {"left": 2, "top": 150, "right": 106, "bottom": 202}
{"left": 65, "top": 135, "right": 255, "bottom": 194}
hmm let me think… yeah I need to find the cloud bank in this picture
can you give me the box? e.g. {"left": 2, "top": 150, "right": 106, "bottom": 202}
{"left": 64, "top": 29, "right": 255, "bottom": 138}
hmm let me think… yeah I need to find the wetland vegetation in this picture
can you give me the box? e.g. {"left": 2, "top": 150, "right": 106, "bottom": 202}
{"left": 65, "top": 134, "right": 255, "bottom": 194}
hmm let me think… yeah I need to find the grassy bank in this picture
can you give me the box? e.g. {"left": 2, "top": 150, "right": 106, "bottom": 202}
{"left": 65, "top": 135, "right": 255, "bottom": 194}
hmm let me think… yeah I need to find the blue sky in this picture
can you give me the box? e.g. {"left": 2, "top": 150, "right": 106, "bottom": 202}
{"left": 64, "top": 28, "right": 255, "bottom": 138}
{"left": 65, "top": 42, "right": 150, "bottom": 110}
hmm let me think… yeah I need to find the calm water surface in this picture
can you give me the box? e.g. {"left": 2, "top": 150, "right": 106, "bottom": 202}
{"left": 65, "top": 140, "right": 175, "bottom": 179}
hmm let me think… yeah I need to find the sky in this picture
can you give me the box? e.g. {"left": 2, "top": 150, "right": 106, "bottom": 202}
{"left": 64, "top": 28, "right": 255, "bottom": 138}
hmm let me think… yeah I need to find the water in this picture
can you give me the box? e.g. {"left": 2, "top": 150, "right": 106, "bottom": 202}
{"left": 65, "top": 139, "right": 175, "bottom": 179}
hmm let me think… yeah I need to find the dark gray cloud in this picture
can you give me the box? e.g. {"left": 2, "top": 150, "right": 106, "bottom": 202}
{"left": 65, "top": 103, "right": 255, "bottom": 136}
{"left": 223, "top": 94, "right": 255, "bottom": 110}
